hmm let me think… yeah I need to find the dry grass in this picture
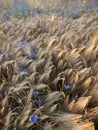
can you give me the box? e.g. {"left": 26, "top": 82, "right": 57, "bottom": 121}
{"left": 0, "top": 7, "right": 98, "bottom": 130}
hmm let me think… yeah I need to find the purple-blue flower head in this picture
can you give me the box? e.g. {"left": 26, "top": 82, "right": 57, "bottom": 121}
{"left": 15, "top": 39, "right": 21, "bottom": 43}
{"left": 72, "top": 12, "right": 79, "bottom": 18}
{"left": 27, "top": 37, "right": 32, "bottom": 42}
{"left": 33, "top": 8, "right": 40, "bottom": 15}
{"left": 29, "top": 114, "right": 39, "bottom": 124}
{"left": 26, "top": 53, "right": 36, "bottom": 60}
{"left": 18, "top": 68, "right": 28, "bottom": 73}
{"left": 21, "top": 41, "right": 28, "bottom": 45}
{"left": 33, "top": 91, "right": 39, "bottom": 97}
{"left": 7, "top": 52, "right": 12, "bottom": 58}
{"left": 30, "top": 46, "right": 35, "bottom": 53}
{"left": 16, "top": 40, "right": 29, "bottom": 46}
{"left": 64, "top": 84, "right": 71, "bottom": 89}
{"left": 41, "top": 27, "right": 46, "bottom": 33}
{"left": 26, "top": 46, "right": 36, "bottom": 60}
{"left": 0, "top": 51, "right": 3, "bottom": 55}
{"left": 31, "top": 52, "right": 36, "bottom": 59}
{"left": 2, "top": 19, "right": 5, "bottom": 23}
{"left": 5, "top": 12, "right": 11, "bottom": 20}
{"left": 35, "top": 100, "right": 41, "bottom": 107}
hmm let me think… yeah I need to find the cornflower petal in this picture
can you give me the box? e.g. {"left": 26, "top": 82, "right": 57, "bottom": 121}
{"left": 29, "top": 114, "right": 39, "bottom": 124}
{"left": 35, "top": 100, "right": 41, "bottom": 107}
{"left": 0, "top": 51, "right": 3, "bottom": 55}
{"left": 18, "top": 68, "right": 28, "bottom": 73}
{"left": 64, "top": 84, "right": 71, "bottom": 89}
{"left": 33, "top": 91, "right": 39, "bottom": 97}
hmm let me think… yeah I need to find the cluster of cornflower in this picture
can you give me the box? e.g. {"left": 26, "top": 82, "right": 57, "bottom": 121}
{"left": 33, "top": 91, "right": 41, "bottom": 107}
{"left": 26, "top": 46, "right": 36, "bottom": 60}
{"left": 16, "top": 39, "right": 36, "bottom": 59}
{"left": 29, "top": 91, "right": 41, "bottom": 124}
{"left": 16, "top": 39, "right": 36, "bottom": 60}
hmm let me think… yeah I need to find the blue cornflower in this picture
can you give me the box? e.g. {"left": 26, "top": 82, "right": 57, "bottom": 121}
{"left": 0, "top": 51, "right": 3, "bottom": 55}
{"left": 16, "top": 39, "right": 21, "bottom": 43}
{"left": 18, "top": 68, "right": 28, "bottom": 73}
{"left": 29, "top": 114, "right": 39, "bottom": 124}
{"left": 41, "top": 27, "right": 46, "bottom": 33}
{"left": 33, "top": 8, "right": 40, "bottom": 15}
{"left": 27, "top": 37, "right": 32, "bottom": 42}
{"left": 21, "top": 41, "right": 28, "bottom": 45}
{"left": 35, "top": 100, "right": 41, "bottom": 107}
{"left": 16, "top": 40, "right": 29, "bottom": 46}
{"left": 30, "top": 46, "right": 35, "bottom": 53}
{"left": 72, "top": 12, "right": 79, "bottom": 18}
{"left": 26, "top": 46, "right": 36, "bottom": 60}
{"left": 31, "top": 51, "right": 36, "bottom": 59}
{"left": 7, "top": 52, "right": 12, "bottom": 58}
{"left": 26, "top": 53, "right": 36, "bottom": 60}
{"left": 5, "top": 12, "right": 11, "bottom": 20}
{"left": 2, "top": 19, "right": 5, "bottom": 23}
{"left": 33, "top": 91, "right": 39, "bottom": 97}
{"left": 64, "top": 84, "right": 71, "bottom": 89}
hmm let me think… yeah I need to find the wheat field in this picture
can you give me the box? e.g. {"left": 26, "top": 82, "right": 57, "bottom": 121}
{"left": 0, "top": 1, "right": 98, "bottom": 130}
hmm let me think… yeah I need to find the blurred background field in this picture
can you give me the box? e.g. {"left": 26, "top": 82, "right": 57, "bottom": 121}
{"left": 0, "top": 0, "right": 98, "bottom": 19}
